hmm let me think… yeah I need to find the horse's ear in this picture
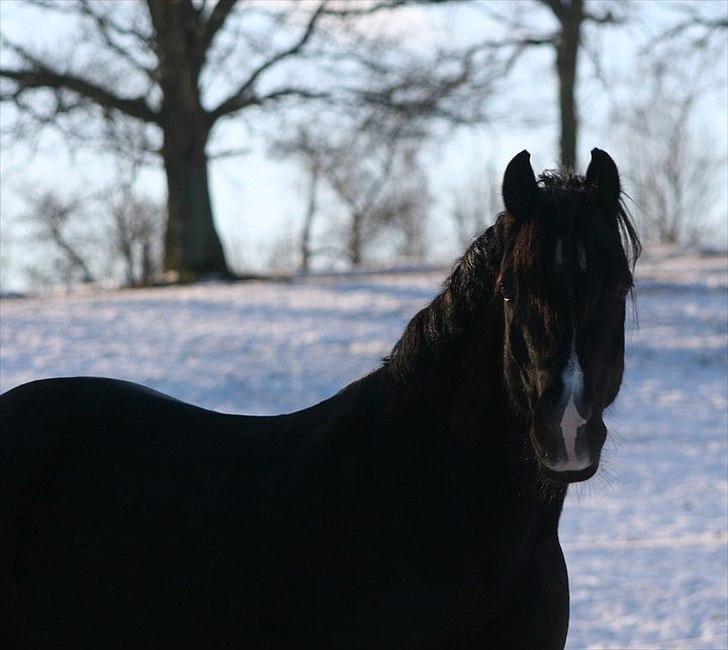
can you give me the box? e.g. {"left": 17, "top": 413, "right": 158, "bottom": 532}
{"left": 585, "top": 148, "right": 621, "bottom": 214}
{"left": 502, "top": 150, "right": 539, "bottom": 221}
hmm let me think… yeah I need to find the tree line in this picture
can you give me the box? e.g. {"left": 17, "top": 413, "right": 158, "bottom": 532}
{"left": 1, "top": 0, "right": 726, "bottom": 288}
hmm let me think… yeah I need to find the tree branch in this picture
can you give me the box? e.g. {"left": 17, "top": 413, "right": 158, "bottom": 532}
{"left": 320, "top": 0, "right": 407, "bottom": 17}
{"left": 0, "top": 49, "right": 160, "bottom": 125}
{"left": 27, "top": 0, "right": 152, "bottom": 45}
{"left": 643, "top": 4, "right": 728, "bottom": 52}
{"left": 261, "top": 87, "right": 331, "bottom": 103}
{"left": 208, "top": 1, "right": 328, "bottom": 122}
{"left": 201, "top": 0, "right": 239, "bottom": 51}
{"left": 351, "top": 35, "right": 553, "bottom": 126}
{"left": 582, "top": 8, "right": 625, "bottom": 26}
{"left": 76, "top": 0, "right": 156, "bottom": 79}
{"left": 538, "top": 0, "right": 565, "bottom": 21}
{"left": 207, "top": 145, "right": 251, "bottom": 160}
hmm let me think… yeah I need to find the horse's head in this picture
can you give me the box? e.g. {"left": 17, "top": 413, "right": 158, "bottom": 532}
{"left": 497, "top": 149, "right": 640, "bottom": 483}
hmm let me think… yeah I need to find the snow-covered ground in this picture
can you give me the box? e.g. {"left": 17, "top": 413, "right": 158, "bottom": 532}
{"left": 1, "top": 248, "right": 726, "bottom": 649}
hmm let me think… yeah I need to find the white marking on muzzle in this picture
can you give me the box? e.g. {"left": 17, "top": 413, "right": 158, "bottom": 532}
{"left": 557, "top": 335, "right": 589, "bottom": 471}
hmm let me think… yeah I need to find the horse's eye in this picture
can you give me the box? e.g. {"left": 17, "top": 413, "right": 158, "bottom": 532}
{"left": 501, "top": 282, "right": 514, "bottom": 302}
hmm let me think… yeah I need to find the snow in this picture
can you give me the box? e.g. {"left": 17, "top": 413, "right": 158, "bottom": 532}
{"left": 1, "top": 248, "right": 726, "bottom": 649}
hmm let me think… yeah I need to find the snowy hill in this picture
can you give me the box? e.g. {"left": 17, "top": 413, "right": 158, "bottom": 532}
{"left": 1, "top": 247, "right": 726, "bottom": 649}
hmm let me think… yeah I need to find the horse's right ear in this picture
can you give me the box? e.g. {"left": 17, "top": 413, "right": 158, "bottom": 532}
{"left": 502, "top": 150, "right": 539, "bottom": 221}
{"left": 585, "top": 148, "right": 621, "bottom": 215}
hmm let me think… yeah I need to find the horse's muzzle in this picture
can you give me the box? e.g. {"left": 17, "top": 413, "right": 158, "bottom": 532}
{"left": 530, "top": 415, "right": 607, "bottom": 483}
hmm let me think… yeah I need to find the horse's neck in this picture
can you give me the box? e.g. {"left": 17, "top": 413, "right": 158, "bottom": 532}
{"left": 378, "top": 304, "right": 566, "bottom": 538}
{"left": 386, "top": 288, "right": 511, "bottom": 435}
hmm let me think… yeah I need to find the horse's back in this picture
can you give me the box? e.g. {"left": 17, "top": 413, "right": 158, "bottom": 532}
{"left": 0, "top": 376, "right": 259, "bottom": 496}
{"left": 0, "top": 377, "right": 276, "bottom": 648}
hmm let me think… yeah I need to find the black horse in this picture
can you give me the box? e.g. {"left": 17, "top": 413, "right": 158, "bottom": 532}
{"left": 0, "top": 149, "right": 639, "bottom": 649}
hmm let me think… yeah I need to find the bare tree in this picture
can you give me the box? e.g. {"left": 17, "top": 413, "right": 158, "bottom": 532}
{"left": 383, "top": 147, "right": 430, "bottom": 261}
{"left": 0, "top": 1, "right": 408, "bottom": 280}
{"left": 612, "top": 61, "right": 725, "bottom": 245}
{"left": 645, "top": 2, "right": 728, "bottom": 58}
{"left": 105, "top": 179, "right": 164, "bottom": 286}
{"left": 274, "top": 111, "right": 432, "bottom": 270}
{"left": 18, "top": 173, "right": 164, "bottom": 290}
{"left": 1, "top": 0, "right": 511, "bottom": 282}
{"left": 320, "top": 122, "right": 428, "bottom": 267}
{"left": 544, "top": 0, "right": 728, "bottom": 169}
{"left": 270, "top": 127, "right": 324, "bottom": 273}
{"left": 22, "top": 191, "right": 96, "bottom": 287}
{"left": 269, "top": 15, "right": 522, "bottom": 270}
{"left": 470, "top": 0, "right": 627, "bottom": 169}
{"left": 421, "top": 0, "right": 723, "bottom": 172}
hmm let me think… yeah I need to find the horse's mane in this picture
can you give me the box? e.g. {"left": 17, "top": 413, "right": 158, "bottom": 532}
{"left": 383, "top": 218, "right": 505, "bottom": 380}
{"left": 383, "top": 170, "right": 641, "bottom": 381}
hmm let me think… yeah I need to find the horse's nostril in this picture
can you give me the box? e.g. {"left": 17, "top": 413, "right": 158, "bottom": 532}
{"left": 578, "top": 405, "right": 593, "bottom": 421}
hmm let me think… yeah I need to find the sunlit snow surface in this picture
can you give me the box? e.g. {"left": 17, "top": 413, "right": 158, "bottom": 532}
{"left": 1, "top": 248, "right": 726, "bottom": 649}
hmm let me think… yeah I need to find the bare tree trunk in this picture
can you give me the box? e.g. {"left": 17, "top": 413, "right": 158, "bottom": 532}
{"left": 56, "top": 239, "right": 95, "bottom": 284}
{"left": 151, "top": 0, "right": 230, "bottom": 280}
{"left": 28, "top": 193, "right": 96, "bottom": 284}
{"left": 141, "top": 242, "right": 153, "bottom": 284}
{"left": 300, "top": 166, "right": 318, "bottom": 273}
{"left": 161, "top": 118, "right": 229, "bottom": 279}
{"left": 554, "top": 0, "right": 583, "bottom": 170}
{"left": 120, "top": 238, "right": 135, "bottom": 286}
{"left": 348, "top": 214, "right": 363, "bottom": 267}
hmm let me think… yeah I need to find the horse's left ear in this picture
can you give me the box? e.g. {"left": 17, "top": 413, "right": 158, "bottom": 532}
{"left": 585, "top": 148, "right": 621, "bottom": 214}
{"left": 502, "top": 150, "right": 539, "bottom": 220}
